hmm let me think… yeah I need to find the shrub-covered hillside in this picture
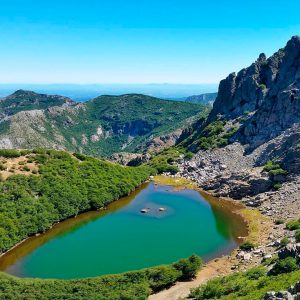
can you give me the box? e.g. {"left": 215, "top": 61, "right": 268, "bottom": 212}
{"left": 0, "top": 149, "right": 154, "bottom": 253}
{"left": 0, "top": 91, "right": 210, "bottom": 156}
{"left": 0, "top": 255, "right": 202, "bottom": 300}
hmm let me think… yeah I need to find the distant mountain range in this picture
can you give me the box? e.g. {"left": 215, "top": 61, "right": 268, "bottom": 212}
{"left": 0, "top": 90, "right": 210, "bottom": 157}
{"left": 0, "top": 84, "right": 218, "bottom": 102}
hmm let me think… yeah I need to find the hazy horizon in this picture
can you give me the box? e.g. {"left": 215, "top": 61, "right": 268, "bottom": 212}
{"left": 0, "top": 83, "right": 218, "bottom": 101}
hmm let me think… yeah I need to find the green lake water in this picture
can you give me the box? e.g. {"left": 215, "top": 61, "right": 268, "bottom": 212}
{"left": 0, "top": 182, "right": 246, "bottom": 279}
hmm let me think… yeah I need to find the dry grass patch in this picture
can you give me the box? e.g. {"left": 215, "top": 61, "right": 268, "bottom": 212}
{"left": 153, "top": 175, "right": 196, "bottom": 189}
{"left": 0, "top": 156, "right": 39, "bottom": 180}
{"left": 239, "top": 208, "right": 272, "bottom": 245}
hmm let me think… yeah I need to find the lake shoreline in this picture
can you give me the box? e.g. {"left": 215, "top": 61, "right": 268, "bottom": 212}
{"left": 0, "top": 176, "right": 251, "bottom": 279}
{"left": 0, "top": 181, "right": 147, "bottom": 260}
{"left": 150, "top": 175, "right": 273, "bottom": 300}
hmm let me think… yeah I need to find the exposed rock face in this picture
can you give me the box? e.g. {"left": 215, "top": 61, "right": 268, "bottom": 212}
{"left": 110, "top": 152, "right": 151, "bottom": 166}
{"left": 185, "top": 92, "right": 217, "bottom": 106}
{"left": 278, "top": 243, "right": 300, "bottom": 260}
{"left": 210, "top": 36, "right": 300, "bottom": 150}
{"left": 265, "top": 281, "right": 300, "bottom": 300}
{"left": 140, "top": 128, "right": 184, "bottom": 153}
{"left": 175, "top": 36, "right": 300, "bottom": 220}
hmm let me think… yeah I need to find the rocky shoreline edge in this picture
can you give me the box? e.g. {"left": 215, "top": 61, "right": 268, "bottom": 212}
{"left": 150, "top": 172, "right": 299, "bottom": 300}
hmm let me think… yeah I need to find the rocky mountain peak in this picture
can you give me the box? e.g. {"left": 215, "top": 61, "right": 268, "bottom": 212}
{"left": 210, "top": 35, "right": 300, "bottom": 121}
{"left": 257, "top": 52, "right": 267, "bottom": 63}
{"left": 207, "top": 35, "right": 300, "bottom": 150}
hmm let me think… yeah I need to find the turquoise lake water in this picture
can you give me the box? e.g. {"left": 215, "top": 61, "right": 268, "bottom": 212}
{"left": 0, "top": 182, "right": 245, "bottom": 279}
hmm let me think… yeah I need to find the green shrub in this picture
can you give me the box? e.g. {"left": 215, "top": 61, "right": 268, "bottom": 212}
{"left": 202, "top": 121, "right": 225, "bottom": 137}
{"left": 286, "top": 219, "right": 300, "bottom": 230}
{"left": 279, "top": 237, "right": 289, "bottom": 248}
{"left": 22, "top": 165, "right": 30, "bottom": 172}
{"left": 184, "top": 152, "right": 193, "bottom": 160}
{"left": 190, "top": 266, "right": 300, "bottom": 300}
{"left": 148, "top": 148, "right": 183, "bottom": 174}
{"left": 273, "top": 183, "right": 282, "bottom": 190}
{"left": 240, "top": 241, "right": 255, "bottom": 251}
{"left": 0, "top": 163, "right": 6, "bottom": 171}
{"left": 173, "top": 254, "right": 203, "bottom": 280}
{"left": 263, "top": 160, "right": 281, "bottom": 172}
{"left": 269, "top": 168, "right": 288, "bottom": 176}
{"left": 190, "top": 274, "right": 242, "bottom": 299}
{"left": 275, "top": 219, "right": 285, "bottom": 225}
{"left": 271, "top": 257, "right": 299, "bottom": 275}
{"left": 295, "top": 229, "right": 300, "bottom": 243}
{"left": 245, "top": 267, "right": 266, "bottom": 280}
{"left": 263, "top": 160, "right": 288, "bottom": 185}
{"left": 0, "top": 149, "right": 21, "bottom": 158}
{"left": 73, "top": 153, "right": 87, "bottom": 161}
{"left": 146, "top": 265, "right": 181, "bottom": 292}
{"left": 20, "top": 150, "right": 31, "bottom": 156}
{"left": 259, "top": 84, "right": 267, "bottom": 90}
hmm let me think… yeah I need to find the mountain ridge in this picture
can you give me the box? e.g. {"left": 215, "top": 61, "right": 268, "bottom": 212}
{"left": 0, "top": 91, "right": 209, "bottom": 156}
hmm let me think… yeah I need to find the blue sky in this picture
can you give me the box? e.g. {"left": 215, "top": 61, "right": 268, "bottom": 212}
{"left": 1, "top": 0, "right": 300, "bottom": 84}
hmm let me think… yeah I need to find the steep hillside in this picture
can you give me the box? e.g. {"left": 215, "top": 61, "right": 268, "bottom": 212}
{"left": 179, "top": 36, "right": 300, "bottom": 166}
{"left": 171, "top": 36, "right": 300, "bottom": 224}
{"left": 0, "top": 92, "right": 209, "bottom": 156}
{"left": 150, "top": 36, "right": 300, "bottom": 300}
{"left": 185, "top": 92, "right": 217, "bottom": 106}
{"left": 210, "top": 36, "right": 300, "bottom": 151}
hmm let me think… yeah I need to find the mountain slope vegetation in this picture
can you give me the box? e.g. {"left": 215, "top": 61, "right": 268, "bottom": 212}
{"left": 0, "top": 90, "right": 74, "bottom": 119}
{"left": 0, "top": 92, "right": 209, "bottom": 157}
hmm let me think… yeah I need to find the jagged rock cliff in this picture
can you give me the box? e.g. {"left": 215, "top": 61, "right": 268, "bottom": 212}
{"left": 211, "top": 36, "right": 300, "bottom": 150}
{"left": 177, "top": 36, "right": 300, "bottom": 217}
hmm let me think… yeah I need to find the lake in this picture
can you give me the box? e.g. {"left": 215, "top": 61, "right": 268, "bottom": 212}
{"left": 0, "top": 182, "right": 246, "bottom": 279}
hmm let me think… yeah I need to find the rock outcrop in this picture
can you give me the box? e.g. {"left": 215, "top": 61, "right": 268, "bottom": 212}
{"left": 210, "top": 36, "right": 300, "bottom": 151}
{"left": 176, "top": 36, "right": 300, "bottom": 220}
{"left": 265, "top": 281, "right": 300, "bottom": 300}
{"left": 185, "top": 92, "right": 217, "bottom": 106}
